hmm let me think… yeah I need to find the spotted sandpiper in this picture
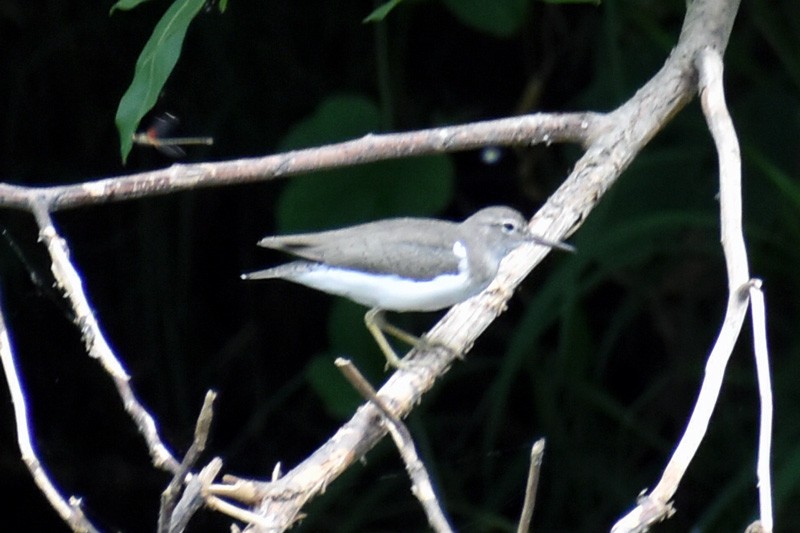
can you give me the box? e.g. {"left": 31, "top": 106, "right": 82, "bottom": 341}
{"left": 242, "top": 206, "right": 573, "bottom": 367}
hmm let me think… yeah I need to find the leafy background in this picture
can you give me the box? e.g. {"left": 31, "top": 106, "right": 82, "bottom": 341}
{"left": 1, "top": 0, "right": 800, "bottom": 531}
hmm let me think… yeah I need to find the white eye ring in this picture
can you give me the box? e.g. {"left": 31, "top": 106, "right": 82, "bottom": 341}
{"left": 501, "top": 221, "right": 516, "bottom": 234}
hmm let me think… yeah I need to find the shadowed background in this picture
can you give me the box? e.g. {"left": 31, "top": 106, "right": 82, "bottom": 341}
{"left": 1, "top": 1, "right": 799, "bottom": 531}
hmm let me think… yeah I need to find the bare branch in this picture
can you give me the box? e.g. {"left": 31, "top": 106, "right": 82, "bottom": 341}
{"left": 0, "top": 295, "right": 101, "bottom": 533}
{"left": 0, "top": 113, "right": 599, "bottom": 212}
{"left": 749, "top": 281, "right": 774, "bottom": 532}
{"left": 205, "top": 490, "right": 277, "bottom": 531}
{"left": 612, "top": 44, "right": 755, "bottom": 533}
{"left": 29, "top": 197, "right": 180, "bottom": 473}
{"left": 336, "top": 358, "right": 454, "bottom": 533}
{"left": 159, "top": 391, "right": 217, "bottom": 533}
{"left": 517, "top": 439, "right": 546, "bottom": 533}
{"left": 171, "top": 458, "right": 225, "bottom": 532}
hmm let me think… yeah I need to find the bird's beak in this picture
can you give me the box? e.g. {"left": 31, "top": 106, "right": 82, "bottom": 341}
{"left": 527, "top": 234, "right": 576, "bottom": 253}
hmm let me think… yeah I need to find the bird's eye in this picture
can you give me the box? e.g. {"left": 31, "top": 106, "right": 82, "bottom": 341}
{"left": 501, "top": 221, "right": 516, "bottom": 233}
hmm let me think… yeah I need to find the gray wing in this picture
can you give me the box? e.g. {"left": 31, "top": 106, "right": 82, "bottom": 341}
{"left": 257, "top": 219, "right": 463, "bottom": 280}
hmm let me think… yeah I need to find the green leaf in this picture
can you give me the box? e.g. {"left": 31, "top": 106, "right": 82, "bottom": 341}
{"left": 542, "top": 0, "right": 600, "bottom": 4}
{"left": 364, "top": 0, "right": 404, "bottom": 23}
{"left": 115, "top": 0, "right": 207, "bottom": 163}
{"left": 279, "top": 95, "right": 380, "bottom": 149}
{"left": 275, "top": 94, "right": 454, "bottom": 232}
{"left": 441, "top": 0, "right": 528, "bottom": 38}
{"left": 305, "top": 354, "right": 362, "bottom": 420}
{"left": 305, "top": 301, "right": 392, "bottom": 420}
{"left": 327, "top": 300, "right": 388, "bottom": 374}
{"left": 109, "top": 0, "right": 156, "bottom": 15}
{"left": 276, "top": 157, "right": 454, "bottom": 232}
{"left": 305, "top": 300, "right": 386, "bottom": 418}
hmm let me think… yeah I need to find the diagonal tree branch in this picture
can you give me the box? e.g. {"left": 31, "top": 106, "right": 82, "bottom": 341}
{"left": 29, "top": 196, "right": 181, "bottom": 474}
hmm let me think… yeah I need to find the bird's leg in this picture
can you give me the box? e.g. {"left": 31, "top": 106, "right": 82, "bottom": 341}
{"left": 364, "top": 308, "right": 428, "bottom": 369}
{"left": 375, "top": 314, "right": 425, "bottom": 347}
{"left": 364, "top": 309, "right": 457, "bottom": 369}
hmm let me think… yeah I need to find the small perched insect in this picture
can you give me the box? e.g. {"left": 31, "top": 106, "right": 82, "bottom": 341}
{"left": 132, "top": 113, "right": 213, "bottom": 158}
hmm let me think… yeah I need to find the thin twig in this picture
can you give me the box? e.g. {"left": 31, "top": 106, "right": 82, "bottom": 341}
{"left": 0, "top": 292, "right": 101, "bottom": 533}
{"left": 171, "top": 458, "right": 224, "bottom": 532}
{"left": 517, "top": 439, "right": 546, "bottom": 533}
{"left": 336, "top": 358, "right": 454, "bottom": 533}
{"left": 205, "top": 492, "right": 278, "bottom": 531}
{"left": 748, "top": 280, "right": 774, "bottom": 532}
{"left": 159, "top": 391, "right": 217, "bottom": 533}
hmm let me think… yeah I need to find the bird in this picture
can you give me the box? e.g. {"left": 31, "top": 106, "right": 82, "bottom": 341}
{"left": 242, "top": 206, "right": 573, "bottom": 367}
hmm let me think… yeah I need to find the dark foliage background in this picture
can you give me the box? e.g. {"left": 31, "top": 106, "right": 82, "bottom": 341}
{"left": 1, "top": 0, "right": 799, "bottom": 531}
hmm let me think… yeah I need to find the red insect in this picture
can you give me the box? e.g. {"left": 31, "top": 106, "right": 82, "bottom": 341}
{"left": 132, "top": 113, "right": 213, "bottom": 158}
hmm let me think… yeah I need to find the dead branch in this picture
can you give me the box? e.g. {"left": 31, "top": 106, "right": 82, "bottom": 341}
{"left": 611, "top": 41, "right": 772, "bottom": 533}
{"left": 159, "top": 391, "right": 217, "bottom": 533}
{"left": 336, "top": 358, "right": 454, "bottom": 533}
{"left": 0, "top": 295, "right": 100, "bottom": 533}
{"left": 517, "top": 438, "right": 546, "bottom": 533}
{"left": 0, "top": 113, "right": 598, "bottom": 212}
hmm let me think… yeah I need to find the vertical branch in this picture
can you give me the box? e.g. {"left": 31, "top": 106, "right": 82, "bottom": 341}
{"left": 698, "top": 51, "right": 748, "bottom": 288}
{"left": 159, "top": 391, "right": 217, "bottom": 533}
{"left": 517, "top": 439, "right": 546, "bottom": 533}
{"left": 612, "top": 47, "right": 757, "bottom": 532}
{"left": 648, "top": 46, "right": 752, "bottom": 497}
{"left": 749, "top": 282, "right": 774, "bottom": 532}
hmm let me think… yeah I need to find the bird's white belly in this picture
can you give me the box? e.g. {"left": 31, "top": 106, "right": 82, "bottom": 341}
{"left": 291, "top": 266, "right": 480, "bottom": 312}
